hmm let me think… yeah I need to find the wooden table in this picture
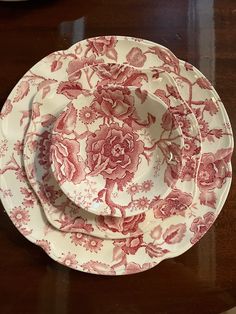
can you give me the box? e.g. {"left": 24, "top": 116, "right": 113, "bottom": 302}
{"left": 0, "top": 1, "right": 235, "bottom": 313}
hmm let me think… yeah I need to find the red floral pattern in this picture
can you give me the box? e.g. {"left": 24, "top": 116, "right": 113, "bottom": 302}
{"left": 83, "top": 237, "right": 103, "bottom": 253}
{"left": 50, "top": 134, "right": 86, "bottom": 185}
{"left": 163, "top": 223, "right": 186, "bottom": 244}
{"left": 9, "top": 207, "right": 30, "bottom": 227}
{"left": 97, "top": 213, "right": 145, "bottom": 235}
{"left": 86, "top": 36, "right": 118, "bottom": 61}
{"left": 151, "top": 189, "right": 193, "bottom": 219}
{"left": 57, "top": 81, "right": 88, "bottom": 99}
{"left": 95, "top": 63, "right": 148, "bottom": 87}
{"left": 113, "top": 235, "right": 143, "bottom": 255}
{"left": 79, "top": 106, "right": 96, "bottom": 124}
{"left": 197, "top": 149, "right": 232, "bottom": 208}
{"left": 145, "top": 243, "right": 169, "bottom": 258}
{"left": 126, "top": 47, "right": 147, "bottom": 67}
{"left": 53, "top": 102, "right": 77, "bottom": 135}
{"left": 190, "top": 212, "right": 215, "bottom": 244}
{"left": 149, "top": 46, "right": 180, "bottom": 73}
{"left": 86, "top": 122, "right": 144, "bottom": 181}
{"left": 1, "top": 36, "right": 233, "bottom": 276}
{"left": 197, "top": 150, "right": 231, "bottom": 191}
{"left": 67, "top": 55, "right": 103, "bottom": 80}
{"left": 92, "top": 86, "right": 135, "bottom": 121}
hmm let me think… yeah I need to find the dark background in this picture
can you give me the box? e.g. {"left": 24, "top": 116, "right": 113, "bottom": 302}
{"left": 0, "top": 0, "right": 235, "bottom": 313}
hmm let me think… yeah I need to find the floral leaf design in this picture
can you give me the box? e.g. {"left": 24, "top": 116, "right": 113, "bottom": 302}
{"left": 106, "top": 48, "right": 118, "bottom": 61}
{"left": 0, "top": 100, "right": 13, "bottom": 119}
{"left": 126, "top": 47, "right": 147, "bottom": 67}
{"left": 196, "top": 77, "right": 212, "bottom": 90}
{"left": 112, "top": 246, "right": 126, "bottom": 262}
{"left": 145, "top": 243, "right": 169, "bottom": 258}
{"left": 190, "top": 212, "right": 215, "bottom": 244}
{"left": 154, "top": 89, "right": 170, "bottom": 106}
{"left": 57, "top": 81, "right": 89, "bottom": 99}
{"left": 163, "top": 223, "right": 186, "bottom": 244}
{"left": 203, "top": 99, "right": 218, "bottom": 115}
{"left": 82, "top": 261, "right": 116, "bottom": 275}
{"left": 50, "top": 60, "right": 63, "bottom": 72}
{"left": 13, "top": 81, "right": 30, "bottom": 102}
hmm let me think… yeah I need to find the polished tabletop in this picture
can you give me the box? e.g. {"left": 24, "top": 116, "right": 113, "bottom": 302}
{"left": 0, "top": 0, "right": 236, "bottom": 313}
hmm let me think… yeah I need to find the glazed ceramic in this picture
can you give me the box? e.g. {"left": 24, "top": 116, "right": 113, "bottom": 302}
{"left": 0, "top": 36, "right": 233, "bottom": 275}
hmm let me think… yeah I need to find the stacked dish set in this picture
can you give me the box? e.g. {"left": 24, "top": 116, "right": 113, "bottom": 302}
{"left": 0, "top": 36, "right": 233, "bottom": 275}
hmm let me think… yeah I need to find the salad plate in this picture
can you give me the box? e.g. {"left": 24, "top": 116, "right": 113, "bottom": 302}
{"left": 0, "top": 36, "right": 233, "bottom": 275}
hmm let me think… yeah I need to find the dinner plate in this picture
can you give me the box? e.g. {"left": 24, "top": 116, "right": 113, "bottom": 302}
{"left": 23, "top": 63, "right": 200, "bottom": 238}
{"left": 0, "top": 36, "right": 233, "bottom": 275}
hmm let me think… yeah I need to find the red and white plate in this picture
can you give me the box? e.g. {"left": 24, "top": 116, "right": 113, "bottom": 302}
{"left": 23, "top": 64, "right": 200, "bottom": 239}
{"left": 0, "top": 36, "right": 233, "bottom": 275}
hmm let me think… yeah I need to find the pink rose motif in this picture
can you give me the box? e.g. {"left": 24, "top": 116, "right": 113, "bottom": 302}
{"left": 38, "top": 130, "right": 52, "bottom": 169}
{"left": 197, "top": 149, "right": 232, "bottom": 208}
{"left": 53, "top": 103, "right": 77, "bottom": 135}
{"left": 67, "top": 55, "right": 103, "bottom": 80}
{"left": 197, "top": 150, "right": 231, "bottom": 191}
{"left": 86, "top": 123, "right": 144, "bottom": 181}
{"left": 126, "top": 47, "right": 147, "bottom": 67}
{"left": 95, "top": 63, "right": 148, "bottom": 87}
{"left": 86, "top": 36, "right": 118, "bottom": 61}
{"left": 113, "top": 235, "right": 143, "bottom": 255}
{"left": 151, "top": 189, "right": 193, "bottom": 219}
{"left": 190, "top": 212, "right": 215, "bottom": 244}
{"left": 92, "top": 86, "right": 135, "bottom": 121}
{"left": 96, "top": 213, "right": 145, "bottom": 235}
{"left": 50, "top": 134, "right": 86, "bottom": 185}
